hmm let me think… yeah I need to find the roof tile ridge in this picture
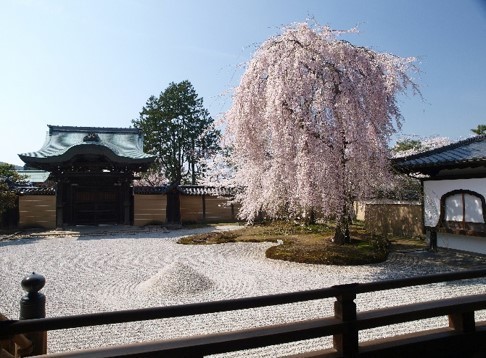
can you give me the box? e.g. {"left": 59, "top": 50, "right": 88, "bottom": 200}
{"left": 48, "top": 125, "right": 141, "bottom": 134}
{"left": 394, "top": 135, "right": 486, "bottom": 162}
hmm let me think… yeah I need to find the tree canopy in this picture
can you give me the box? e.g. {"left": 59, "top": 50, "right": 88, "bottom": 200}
{"left": 471, "top": 124, "right": 486, "bottom": 135}
{"left": 393, "top": 139, "right": 423, "bottom": 153}
{"left": 0, "top": 163, "right": 25, "bottom": 215}
{"left": 133, "top": 80, "right": 220, "bottom": 185}
{"left": 225, "top": 23, "right": 418, "bottom": 243}
{"left": 392, "top": 136, "right": 451, "bottom": 158}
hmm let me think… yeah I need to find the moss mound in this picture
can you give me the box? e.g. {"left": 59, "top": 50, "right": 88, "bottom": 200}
{"left": 265, "top": 237, "right": 389, "bottom": 265}
{"left": 178, "top": 231, "right": 240, "bottom": 245}
{"left": 177, "top": 221, "right": 403, "bottom": 266}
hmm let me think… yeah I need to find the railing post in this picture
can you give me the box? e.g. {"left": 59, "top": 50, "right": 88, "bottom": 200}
{"left": 448, "top": 311, "right": 475, "bottom": 333}
{"left": 428, "top": 228, "right": 438, "bottom": 252}
{"left": 18, "top": 272, "right": 47, "bottom": 356}
{"left": 333, "top": 283, "right": 359, "bottom": 358}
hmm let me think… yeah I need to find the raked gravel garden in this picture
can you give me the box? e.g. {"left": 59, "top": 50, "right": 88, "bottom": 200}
{"left": 1, "top": 225, "right": 486, "bottom": 357}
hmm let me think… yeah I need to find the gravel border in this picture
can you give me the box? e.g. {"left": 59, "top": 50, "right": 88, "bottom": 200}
{"left": 1, "top": 226, "right": 485, "bottom": 357}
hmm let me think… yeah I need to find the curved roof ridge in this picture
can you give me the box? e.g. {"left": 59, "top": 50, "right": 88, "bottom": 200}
{"left": 19, "top": 125, "right": 155, "bottom": 170}
{"left": 48, "top": 125, "right": 141, "bottom": 134}
{"left": 394, "top": 135, "right": 486, "bottom": 163}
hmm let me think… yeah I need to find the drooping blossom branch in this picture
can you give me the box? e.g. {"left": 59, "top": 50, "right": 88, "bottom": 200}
{"left": 225, "top": 22, "right": 419, "bottom": 243}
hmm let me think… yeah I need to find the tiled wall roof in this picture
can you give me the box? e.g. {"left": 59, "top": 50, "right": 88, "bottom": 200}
{"left": 393, "top": 135, "right": 486, "bottom": 173}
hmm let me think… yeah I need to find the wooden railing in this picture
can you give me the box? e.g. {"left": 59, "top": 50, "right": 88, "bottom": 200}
{"left": 0, "top": 313, "right": 32, "bottom": 358}
{"left": 1, "top": 269, "right": 486, "bottom": 357}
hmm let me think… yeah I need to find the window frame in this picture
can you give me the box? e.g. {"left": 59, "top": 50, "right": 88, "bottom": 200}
{"left": 439, "top": 189, "right": 486, "bottom": 237}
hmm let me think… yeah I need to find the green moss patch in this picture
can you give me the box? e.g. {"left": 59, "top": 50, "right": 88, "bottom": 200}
{"left": 266, "top": 237, "right": 389, "bottom": 265}
{"left": 177, "top": 221, "right": 425, "bottom": 266}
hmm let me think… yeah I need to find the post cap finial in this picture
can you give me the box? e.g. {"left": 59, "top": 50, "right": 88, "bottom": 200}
{"left": 21, "top": 272, "right": 45, "bottom": 293}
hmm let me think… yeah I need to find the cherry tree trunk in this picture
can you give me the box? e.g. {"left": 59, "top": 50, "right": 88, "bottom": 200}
{"left": 333, "top": 219, "right": 351, "bottom": 245}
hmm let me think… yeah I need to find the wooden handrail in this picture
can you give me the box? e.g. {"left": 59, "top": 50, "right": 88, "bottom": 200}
{"left": 354, "top": 268, "right": 486, "bottom": 294}
{"left": 2, "top": 268, "right": 485, "bottom": 337}
{"left": 356, "top": 293, "right": 486, "bottom": 330}
{"left": 0, "top": 287, "right": 340, "bottom": 337}
{"left": 42, "top": 317, "right": 345, "bottom": 358}
{"left": 1, "top": 269, "right": 485, "bottom": 357}
{"left": 0, "top": 313, "right": 33, "bottom": 357}
{"left": 26, "top": 295, "right": 486, "bottom": 358}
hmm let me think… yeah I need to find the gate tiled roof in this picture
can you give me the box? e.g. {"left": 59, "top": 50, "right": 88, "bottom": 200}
{"left": 134, "top": 185, "right": 236, "bottom": 197}
{"left": 18, "top": 125, "right": 155, "bottom": 170}
{"left": 177, "top": 185, "right": 235, "bottom": 196}
{"left": 16, "top": 187, "right": 55, "bottom": 195}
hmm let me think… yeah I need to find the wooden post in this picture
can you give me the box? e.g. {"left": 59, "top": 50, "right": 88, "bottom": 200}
{"left": 19, "top": 273, "right": 47, "bottom": 356}
{"left": 122, "top": 181, "right": 131, "bottom": 225}
{"left": 1, "top": 313, "right": 32, "bottom": 357}
{"left": 333, "top": 283, "right": 359, "bottom": 357}
{"left": 55, "top": 182, "right": 64, "bottom": 228}
{"left": 202, "top": 194, "right": 206, "bottom": 222}
{"left": 448, "top": 311, "right": 475, "bottom": 333}
{"left": 429, "top": 228, "right": 438, "bottom": 252}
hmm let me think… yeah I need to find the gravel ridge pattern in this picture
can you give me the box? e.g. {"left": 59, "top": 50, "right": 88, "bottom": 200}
{"left": 1, "top": 226, "right": 485, "bottom": 357}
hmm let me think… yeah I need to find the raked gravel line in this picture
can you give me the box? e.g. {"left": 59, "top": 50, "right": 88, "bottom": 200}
{"left": 1, "top": 226, "right": 485, "bottom": 357}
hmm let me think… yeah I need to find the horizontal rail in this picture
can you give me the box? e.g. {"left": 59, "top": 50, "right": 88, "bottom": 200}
{"left": 356, "top": 293, "right": 486, "bottom": 330}
{"left": 42, "top": 317, "right": 345, "bottom": 357}
{"left": 0, "top": 313, "right": 32, "bottom": 356}
{"left": 1, "top": 287, "right": 340, "bottom": 336}
{"left": 354, "top": 268, "right": 486, "bottom": 294}
{"left": 33, "top": 294, "right": 486, "bottom": 358}
{"left": 2, "top": 268, "right": 486, "bottom": 338}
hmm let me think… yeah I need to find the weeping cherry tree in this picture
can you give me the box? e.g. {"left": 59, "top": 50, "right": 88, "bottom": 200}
{"left": 225, "top": 22, "right": 419, "bottom": 244}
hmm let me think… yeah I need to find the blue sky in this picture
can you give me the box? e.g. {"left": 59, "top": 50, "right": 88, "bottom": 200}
{"left": 1, "top": 0, "right": 485, "bottom": 166}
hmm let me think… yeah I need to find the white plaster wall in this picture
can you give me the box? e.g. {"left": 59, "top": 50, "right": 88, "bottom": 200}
{"left": 438, "top": 233, "right": 486, "bottom": 255}
{"left": 423, "top": 178, "right": 486, "bottom": 227}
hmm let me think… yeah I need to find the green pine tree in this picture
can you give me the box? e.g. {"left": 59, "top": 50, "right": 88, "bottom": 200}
{"left": 133, "top": 80, "right": 220, "bottom": 185}
{"left": 0, "top": 163, "right": 25, "bottom": 215}
{"left": 471, "top": 124, "right": 486, "bottom": 135}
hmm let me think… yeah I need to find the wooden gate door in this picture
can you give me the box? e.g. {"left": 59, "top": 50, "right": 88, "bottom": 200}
{"left": 72, "top": 185, "right": 121, "bottom": 225}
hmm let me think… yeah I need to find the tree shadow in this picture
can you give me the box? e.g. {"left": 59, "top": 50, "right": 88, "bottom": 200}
{"left": 0, "top": 225, "right": 232, "bottom": 243}
{"left": 0, "top": 236, "right": 44, "bottom": 247}
{"left": 73, "top": 225, "right": 224, "bottom": 241}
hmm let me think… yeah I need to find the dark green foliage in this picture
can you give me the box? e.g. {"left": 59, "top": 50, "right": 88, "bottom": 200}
{"left": 258, "top": 220, "right": 333, "bottom": 236}
{"left": 471, "top": 124, "right": 486, "bottom": 135}
{"left": 265, "top": 237, "right": 389, "bottom": 265}
{"left": 178, "top": 231, "right": 240, "bottom": 245}
{"left": 393, "top": 139, "right": 422, "bottom": 153}
{"left": 133, "top": 80, "right": 220, "bottom": 184}
{"left": 0, "top": 163, "right": 25, "bottom": 215}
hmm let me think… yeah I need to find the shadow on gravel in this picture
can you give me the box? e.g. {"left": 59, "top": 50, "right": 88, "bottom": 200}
{"left": 402, "top": 249, "right": 486, "bottom": 270}
{"left": 75, "top": 231, "right": 171, "bottom": 240}
{"left": 0, "top": 236, "right": 44, "bottom": 247}
{"left": 1, "top": 225, "right": 229, "bottom": 243}
{"left": 0, "top": 225, "right": 174, "bottom": 242}
{"left": 362, "top": 248, "right": 486, "bottom": 284}
{"left": 73, "top": 225, "right": 219, "bottom": 241}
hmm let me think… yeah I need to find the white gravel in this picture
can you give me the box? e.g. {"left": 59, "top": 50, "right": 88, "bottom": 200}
{"left": 1, "top": 225, "right": 485, "bottom": 357}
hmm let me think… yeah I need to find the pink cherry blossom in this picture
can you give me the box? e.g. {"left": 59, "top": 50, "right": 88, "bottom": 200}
{"left": 224, "top": 22, "right": 419, "bottom": 243}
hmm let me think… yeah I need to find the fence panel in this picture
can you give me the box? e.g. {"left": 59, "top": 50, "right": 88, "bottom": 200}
{"left": 365, "top": 203, "right": 423, "bottom": 238}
